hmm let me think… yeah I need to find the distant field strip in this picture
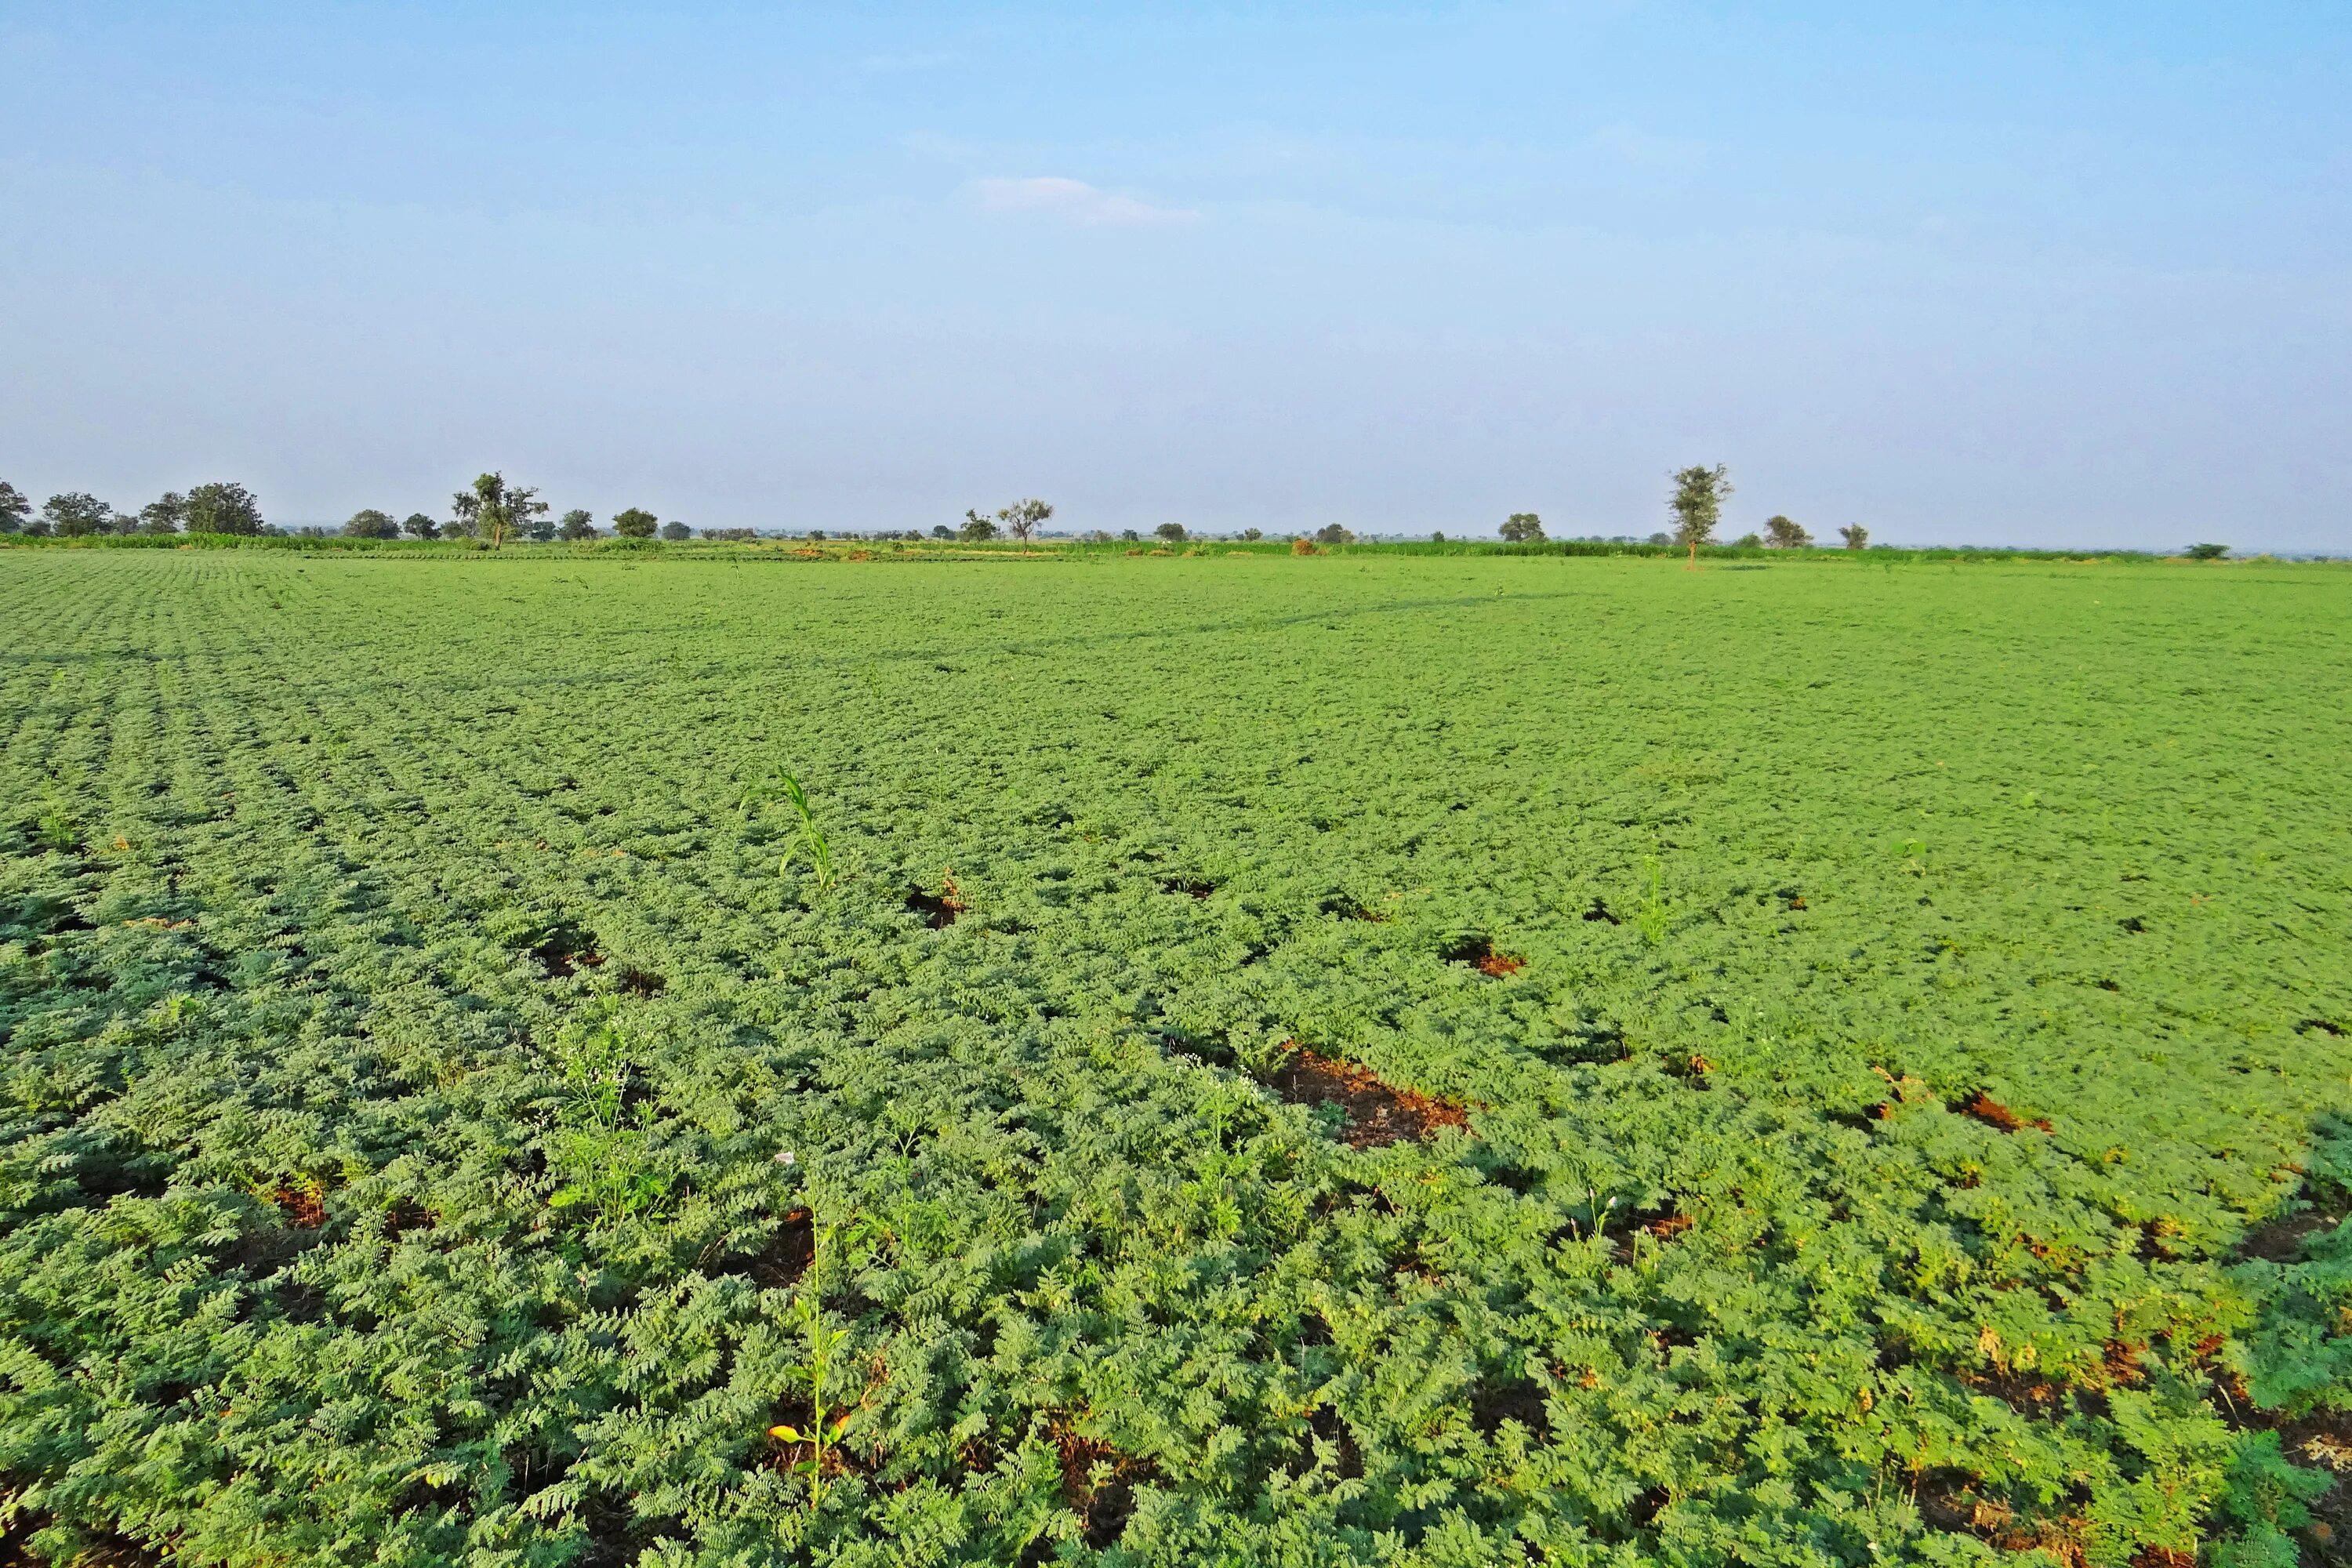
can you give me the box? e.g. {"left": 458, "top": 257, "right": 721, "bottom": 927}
{"left": 2, "top": 550, "right": 2347, "bottom": 1566}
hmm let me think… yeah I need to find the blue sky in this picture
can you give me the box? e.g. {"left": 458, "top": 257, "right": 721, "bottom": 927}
{"left": 2, "top": 3, "right": 2346, "bottom": 547}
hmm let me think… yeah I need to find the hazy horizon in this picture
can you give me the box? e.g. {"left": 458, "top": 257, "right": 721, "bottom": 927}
{"left": 3, "top": 3, "right": 2347, "bottom": 552}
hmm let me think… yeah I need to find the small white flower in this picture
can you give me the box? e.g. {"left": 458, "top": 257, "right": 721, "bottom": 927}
{"left": 775, "top": 1150, "right": 796, "bottom": 1166}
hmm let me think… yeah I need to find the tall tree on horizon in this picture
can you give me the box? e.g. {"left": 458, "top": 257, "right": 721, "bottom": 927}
{"left": 137, "top": 492, "right": 188, "bottom": 534}
{"left": 1668, "top": 465, "right": 1732, "bottom": 554}
{"left": 42, "top": 492, "right": 119, "bottom": 537}
{"left": 451, "top": 473, "right": 547, "bottom": 549}
{"left": 997, "top": 498, "right": 1053, "bottom": 546}
{"left": 185, "top": 481, "right": 263, "bottom": 535}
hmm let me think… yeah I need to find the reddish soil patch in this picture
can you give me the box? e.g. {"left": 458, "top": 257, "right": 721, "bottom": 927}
{"left": 1610, "top": 1207, "right": 1694, "bottom": 1261}
{"left": 0, "top": 1510, "right": 165, "bottom": 1567}
{"left": 1470, "top": 1378, "right": 1550, "bottom": 1437}
{"left": 531, "top": 924, "right": 604, "bottom": 978}
{"left": 906, "top": 873, "right": 967, "bottom": 928}
{"left": 1272, "top": 1047, "right": 1470, "bottom": 1148}
{"left": 260, "top": 1180, "right": 325, "bottom": 1229}
{"left": 1443, "top": 933, "right": 1525, "bottom": 976}
{"left": 1320, "top": 894, "right": 1391, "bottom": 922}
{"left": 2235, "top": 1203, "right": 2343, "bottom": 1264}
{"left": 745, "top": 1210, "right": 815, "bottom": 1288}
{"left": 2212, "top": 1375, "right": 2352, "bottom": 1555}
{"left": 1050, "top": 1418, "right": 1152, "bottom": 1548}
{"left": 385, "top": 1200, "right": 434, "bottom": 1239}
{"left": 1915, "top": 1481, "right": 2090, "bottom": 1566}
{"left": 1962, "top": 1091, "right": 2053, "bottom": 1134}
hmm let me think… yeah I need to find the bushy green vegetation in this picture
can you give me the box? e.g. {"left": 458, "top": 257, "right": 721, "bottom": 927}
{"left": 1, "top": 550, "right": 2345, "bottom": 1566}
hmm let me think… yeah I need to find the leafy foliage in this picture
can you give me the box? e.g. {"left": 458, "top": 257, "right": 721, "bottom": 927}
{"left": 185, "top": 480, "right": 264, "bottom": 535}
{"left": 40, "top": 492, "right": 118, "bottom": 537}
{"left": 452, "top": 472, "right": 549, "bottom": 549}
{"left": 0, "top": 550, "right": 2345, "bottom": 1566}
{"left": 1668, "top": 464, "right": 1731, "bottom": 546}
{"left": 1000, "top": 499, "right": 1054, "bottom": 543}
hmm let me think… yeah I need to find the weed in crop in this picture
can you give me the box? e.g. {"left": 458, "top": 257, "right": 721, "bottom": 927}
{"left": 768, "top": 1163, "right": 875, "bottom": 1512}
{"left": 546, "top": 1007, "right": 671, "bottom": 1224}
{"left": 746, "top": 765, "right": 836, "bottom": 893}
{"left": 1634, "top": 855, "right": 1671, "bottom": 944}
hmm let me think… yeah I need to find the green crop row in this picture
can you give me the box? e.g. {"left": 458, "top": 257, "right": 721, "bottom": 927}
{"left": 0, "top": 550, "right": 2345, "bottom": 1566}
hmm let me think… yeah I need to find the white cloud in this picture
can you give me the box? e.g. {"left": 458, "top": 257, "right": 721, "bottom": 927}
{"left": 967, "top": 176, "right": 1199, "bottom": 229}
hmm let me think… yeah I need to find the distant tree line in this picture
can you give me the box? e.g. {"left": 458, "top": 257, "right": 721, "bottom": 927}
{"left": 0, "top": 471, "right": 702, "bottom": 547}
{"left": 1493, "top": 470, "right": 1872, "bottom": 553}
{"left": 0, "top": 470, "right": 2235, "bottom": 557}
{"left": 0, "top": 480, "right": 265, "bottom": 536}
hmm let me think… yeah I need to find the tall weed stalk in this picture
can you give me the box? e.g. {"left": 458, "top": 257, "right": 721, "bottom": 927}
{"left": 1635, "top": 856, "right": 1671, "bottom": 945}
{"left": 746, "top": 767, "right": 836, "bottom": 893}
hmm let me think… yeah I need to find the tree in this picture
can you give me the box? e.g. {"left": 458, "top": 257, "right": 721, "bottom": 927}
{"left": 1314, "top": 523, "right": 1355, "bottom": 546}
{"left": 1762, "top": 514, "right": 1812, "bottom": 549}
{"left": 612, "top": 507, "right": 659, "bottom": 539}
{"left": 1120, "top": 529, "right": 1140, "bottom": 543}
{"left": 522, "top": 509, "right": 558, "bottom": 543}
{"left": 137, "top": 493, "right": 189, "bottom": 534}
{"left": 1668, "top": 465, "right": 1730, "bottom": 550}
{"left": 401, "top": 512, "right": 440, "bottom": 540}
{"left": 959, "top": 510, "right": 1000, "bottom": 542}
{"left": 452, "top": 473, "right": 547, "bottom": 548}
{"left": 1500, "top": 512, "right": 1545, "bottom": 543}
{"left": 1733, "top": 532, "right": 1762, "bottom": 548}
{"left": 2186, "top": 542, "right": 2228, "bottom": 561}
{"left": 1838, "top": 524, "right": 1868, "bottom": 550}
{"left": 998, "top": 499, "right": 1053, "bottom": 545}
{"left": 929, "top": 524, "right": 953, "bottom": 540}
{"left": 186, "top": 481, "right": 264, "bottom": 535}
{"left": 1241, "top": 528, "right": 1263, "bottom": 542}
{"left": 344, "top": 508, "right": 399, "bottom": 539}
{"left": 43, "top": 492, "right": 117, "bottom": 537}
{"left": 659, "top": 521, "right": 690, "bottom": 541}
{"left": 1646, "top": 531, "right": 1673, "bottom": 546}
{"left": 1155, "top": 521, "right": 1188, "bottom": 543}
{"left": 558, "top": 509, "right": 597, "bottom": 541}
{"left": 0, "top": 481, "right": 31, "bottom": 532}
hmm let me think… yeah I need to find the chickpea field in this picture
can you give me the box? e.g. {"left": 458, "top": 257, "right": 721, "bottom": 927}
{"left": 2, "top": 548, "right": 2348, "bottom": 1568}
